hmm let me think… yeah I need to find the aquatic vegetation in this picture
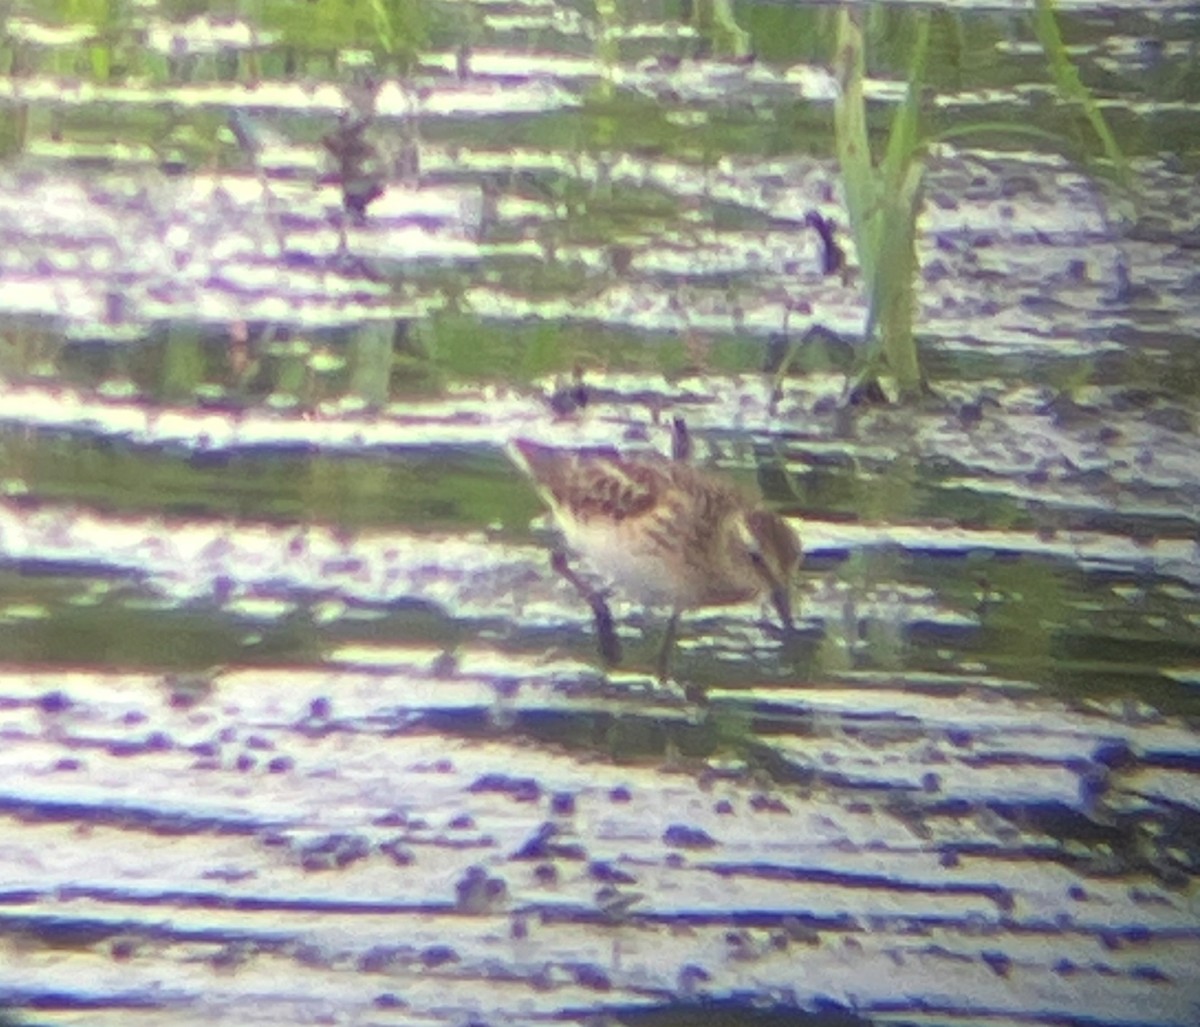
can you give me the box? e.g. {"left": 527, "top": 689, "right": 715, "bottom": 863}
{"left": 832, "top": 7, "right": 929, "bottom": 402}
{"left": 824, "top": 2, "right": 1131, "bottom": 405}
{"left": 1033, "top": 0, "right": 1132, "bottom": 191}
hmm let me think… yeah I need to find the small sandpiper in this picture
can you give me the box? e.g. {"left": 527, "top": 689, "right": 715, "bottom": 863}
{"left": 510, "top": 438, "right": 800, "bottom": 681}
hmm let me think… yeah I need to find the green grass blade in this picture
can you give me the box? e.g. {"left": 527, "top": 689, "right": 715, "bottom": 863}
{"left": 1033, "top": 0, "right": 1132, "bottom": 190}
{"left": 935, "top": 121, "right": 1074, "bottom": 148}
{"left": 881, "top": 12, "right": 930, "bottom": 190}
{"left": 833, "top": 9, "right": 879, "bottom": 294}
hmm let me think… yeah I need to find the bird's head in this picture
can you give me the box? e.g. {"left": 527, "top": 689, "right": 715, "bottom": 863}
{"left": 738, "top": 509, "right": 802, "bottom": 632}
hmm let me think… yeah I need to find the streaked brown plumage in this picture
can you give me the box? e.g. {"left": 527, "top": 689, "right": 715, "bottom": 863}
{"left": 510, "top": 438, "right": 801, "bottom": 680}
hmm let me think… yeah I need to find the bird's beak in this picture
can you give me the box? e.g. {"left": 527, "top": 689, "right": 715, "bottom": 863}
{"left": 770, "top": 582, "right": 794, "bottom": 635}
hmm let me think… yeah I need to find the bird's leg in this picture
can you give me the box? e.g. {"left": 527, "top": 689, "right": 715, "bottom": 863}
{"left": 655, "top": 610, "right": 681, "bottom": 683}
{"left": 550, "top": 548, "right": 621, "bottom": 666}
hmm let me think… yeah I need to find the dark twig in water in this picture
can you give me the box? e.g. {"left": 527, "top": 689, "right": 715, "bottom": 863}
{"left": 804, "top": 210, "right": 845, "bottom": 277}
{"left": 323, "top": 113, "right": 385, "bottom": 222}
{"left": 670, "top": 416, "right": 692, "bottom": 462}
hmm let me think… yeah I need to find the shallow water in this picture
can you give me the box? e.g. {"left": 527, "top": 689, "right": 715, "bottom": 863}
{"left": 0, "top": 1, "right": 1198, "bottom": 1025}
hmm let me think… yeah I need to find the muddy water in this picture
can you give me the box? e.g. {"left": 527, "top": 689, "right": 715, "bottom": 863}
{"left": 0, "top": 2, "right": 1198, "bottom": 1025}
